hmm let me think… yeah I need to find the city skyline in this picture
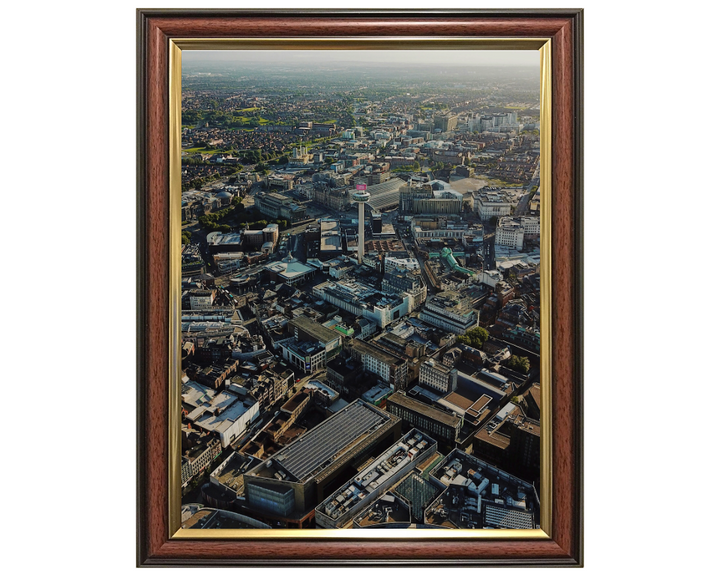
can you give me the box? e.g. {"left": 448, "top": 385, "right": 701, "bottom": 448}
{"left": 183, "top": 49, "right": 539, "bottom": 68}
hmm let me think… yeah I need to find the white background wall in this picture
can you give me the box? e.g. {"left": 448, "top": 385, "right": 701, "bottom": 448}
{"left": 3, "top": 0, "right": 718, "bottom": 574}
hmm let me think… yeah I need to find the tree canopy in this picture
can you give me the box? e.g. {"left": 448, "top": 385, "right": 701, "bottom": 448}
{"left": 507, "top": 355, "right": 530, "bottom": 374}
{"left": 457, "top": 326, "right": 489, "bottom": 350}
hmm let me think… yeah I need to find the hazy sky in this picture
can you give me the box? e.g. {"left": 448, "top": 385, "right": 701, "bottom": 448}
{"left": 183, "top": 50, "right": 538, "bottom": 68}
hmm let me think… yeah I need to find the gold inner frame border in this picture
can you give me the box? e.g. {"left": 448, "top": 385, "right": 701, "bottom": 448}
{"left": 168, "top": 37, "right": 552, "bottom": 540}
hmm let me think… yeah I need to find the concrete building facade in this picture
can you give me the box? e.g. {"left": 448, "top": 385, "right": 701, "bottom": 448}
{"left": 419, "top": 358, "right": 458, "bottom": 393}
{"left": 418, "top": 291, "right": 479, "bottom": 334}
{"left": 386, "top": 392, "right": 462, "bottom": 442}
{"left": 474, "top": 188, "right": 515, "bottom": 221}
{"left": 348, "top": 339, "right": 409, "bottom": 391}
{"left": 255, "top": 192, "right": 307, "bottom": 222}
{"left": 242, "top": 400, "right": 401, "bottom": 527}
{"left": 315, "top": 430, "right": 437, "bottom": 528}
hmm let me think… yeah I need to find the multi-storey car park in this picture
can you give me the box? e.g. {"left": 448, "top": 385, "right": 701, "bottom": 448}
{"left": 315, "top": 429, "right": 437, "bottom": 528}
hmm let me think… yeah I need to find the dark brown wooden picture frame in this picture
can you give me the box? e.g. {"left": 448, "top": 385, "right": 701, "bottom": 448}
{"left": 137, "top": 8, "right": 583, "bottom": 567}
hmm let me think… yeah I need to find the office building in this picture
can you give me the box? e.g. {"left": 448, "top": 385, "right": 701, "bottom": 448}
{"left": 410, "top": 215, "right": 481, "bottom": 241}
{"left": 348, "top": 338, "right": 409, "bottom": 391}
{"left": 313, "top": 279, "right": 410, "bottom": 329}
{"left": 264, "top": 254, "right": 317, "bottom": 286}
{"left": 289, "top": 315, "right": 343, "bottom": 357}
{"left": 400, "top": 182, "right": 464, "bottom": 214}
{"left": 418, "top": 291, "right": 479, "bottom": 334}
{"left": 265, "top": 174, "right": 295, "bottom": 191}
{"left": 188, "top": 289, "right": 216, "bottom": 310}
{"left": 234, "top": 366, "right": 293, "bottom": 410}
{"left": 434, "top": 114, "right": 459, "bottom": 132}
{"left": 280, "top": 339, "right": 328, "bottom": 374}
{"left": 289, "top": 146, "right": 312, "bottom": 166}
{"left": 473, "top": 403, "right": 540, "bottom": 483}
{"left": 495, "top": 218, "right": 525, "bottom": 250}
{"left": 425, "top": 449, "right": 539, "bottom": 530}
{"left": 473, "top": 188, "right": 515, "bottom": 221}
{"left": 263, "top": 223, "right": 280, "bottom": 245}
{"left": 471, "top": 112, "right": 519, "bottom": 132}
{"left": 255, "top": 192, "right": 307, "bottom": 222}
{"left": 419, "top": 358, "right": 458, "bottom": 393}
{"left": 206, "top": 231, "right": 244, "bottom": 254}
{"left": 529, "top": 188, "right": 541, "bottom": 212}
{"left": 371, "top": 212, "right": 383, "bottom": 234}
{"left": 319, "top": 219, "right": 343, "bottom": 260}
{"left": 326, "top": 356, "right": 365, "bottom": 394}
{"left": 208, "top": 452, "right": 261, "bottom": 503}
{"left": 181, "top": 433, "right": 222, "bottom": 489}
{"left": 495, "top": 216, "right": 540, "bottom": 250}
{"left": 392, "top": 472, "right": 444, "bottom": 524}
{"left": 382, "top": 268, "right": 427, "bottom": 312}
{"left": 384, "top": 256, "right": 420, "bottom": 273}
{"left": 352, "top": 493, "right": 411, "bottom": 528}
{"left": 386, "top": 392, "right": 462, "bottom": 442}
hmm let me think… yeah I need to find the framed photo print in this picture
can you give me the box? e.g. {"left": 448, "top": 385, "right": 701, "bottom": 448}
{"left": 137, "top": 8, "right": 583, "bottom": 567}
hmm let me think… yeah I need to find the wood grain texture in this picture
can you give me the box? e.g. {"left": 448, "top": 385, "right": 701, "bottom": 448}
{"left": 551, "top": 18, "right": 574, "bottom": 558}
{"left": 150, "top": 15, "right": 572, "bottom": 38}
{"left": 137, "top": 9, "right": 583, "bottom": 567}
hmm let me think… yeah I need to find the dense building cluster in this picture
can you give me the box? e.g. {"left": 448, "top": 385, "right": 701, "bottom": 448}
{"left": 178, "top": 60, "right": 542, "bottom": 530}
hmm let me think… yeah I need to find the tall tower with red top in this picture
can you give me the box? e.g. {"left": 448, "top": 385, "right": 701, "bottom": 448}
{"left": 353, "top": 184, "right": 370, "bottom": 263}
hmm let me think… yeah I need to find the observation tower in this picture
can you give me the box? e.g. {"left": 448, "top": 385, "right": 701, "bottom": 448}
{"left": 353, "top": 185, "right": 370, "bottom": 262}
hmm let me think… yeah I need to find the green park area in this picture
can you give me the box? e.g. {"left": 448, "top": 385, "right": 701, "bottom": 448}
{"left": 183, "top": 147, "right": 223, "bottom": 154}
{"left": 481, "top": 177, "right": 524, "bottom": 188}
{"left": 231, "top": 116, "right": 271, "bottom": 126}
{"left": 195, "top": 198, "right": 291, "bottom": 234}
{"left": 182, "top": 109, "right": 271, "bottom": 129}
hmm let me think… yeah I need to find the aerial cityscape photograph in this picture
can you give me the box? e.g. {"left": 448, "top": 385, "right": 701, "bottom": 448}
{"left": 14, "top": 3, "right": 720, "bottom": 573}
{"left": 178, "top": 49, "right": 543, "bottom": 531}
